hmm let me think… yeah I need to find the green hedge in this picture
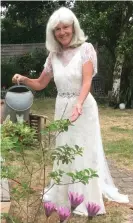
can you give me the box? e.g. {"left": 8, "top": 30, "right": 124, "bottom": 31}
{"left": 1, "top": 48, "right": 57, "bottom": 97}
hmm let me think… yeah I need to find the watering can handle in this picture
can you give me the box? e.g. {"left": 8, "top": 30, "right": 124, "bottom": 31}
{"left": 16, "top": 81, "right": 24, "bottom": 86}
{"left": 17, "top": 80, "right": 20, "bottom": 85}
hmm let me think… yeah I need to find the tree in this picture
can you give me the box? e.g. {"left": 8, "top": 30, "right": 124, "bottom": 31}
{"left": 1, "top": 1, "right": 66, "bottom": 43}
{"left": 73, "top": 1, "right": 133, "bottom": 106}
{"left": 110, "top": 2, "right": 133, "bottom": 106}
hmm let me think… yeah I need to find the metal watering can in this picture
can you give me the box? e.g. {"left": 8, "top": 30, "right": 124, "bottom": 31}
{"left": 4, "top": 85, "right": 34, "bottom": 123}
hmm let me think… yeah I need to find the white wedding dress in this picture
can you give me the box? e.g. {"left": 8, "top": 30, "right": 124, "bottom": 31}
{"left": 43, "top": 42, "right": 129, "bottom": 215}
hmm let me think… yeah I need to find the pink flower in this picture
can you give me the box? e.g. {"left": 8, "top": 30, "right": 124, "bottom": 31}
{"left": 43, "top": 202, "right": 56, "bottom": 218}
{"left": 68, "top": 191, "right": 84, "bottom": 211}
{"left": 57, "top": 207, "right": 71, "bottom": 223}
{"left": 86, "top": 202, "right": 100, "bottom": 219}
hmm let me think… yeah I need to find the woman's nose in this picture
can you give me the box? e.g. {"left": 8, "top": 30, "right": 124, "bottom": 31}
{"left": 60, "top": 28, "right": 65, "bottom": 35}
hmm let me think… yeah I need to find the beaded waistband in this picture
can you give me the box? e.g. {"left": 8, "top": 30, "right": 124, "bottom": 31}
{"left": 58, "top": 92, "right": 80, "bottom": 98}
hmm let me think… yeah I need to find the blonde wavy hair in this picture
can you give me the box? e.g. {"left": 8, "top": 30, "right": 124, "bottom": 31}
{"left": 46, "top": 7, "right": 87, "bottom": 52}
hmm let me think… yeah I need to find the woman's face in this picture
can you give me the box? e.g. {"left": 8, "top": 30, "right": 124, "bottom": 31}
{"left": 54, "top": 23, "right": 73, "bottom": 48}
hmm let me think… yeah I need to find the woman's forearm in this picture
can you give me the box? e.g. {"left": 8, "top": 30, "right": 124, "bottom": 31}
{"left": 77, "top": 82, "right": 91, "bottom": 105}
{"left": 23, "top": 77, "right": 44, "bottom": 90}
{"left": 23, "top": 71, "right": 51, "bottom": 91}
{"left": 77, "top": 61, "right": 93, "bottom": 106}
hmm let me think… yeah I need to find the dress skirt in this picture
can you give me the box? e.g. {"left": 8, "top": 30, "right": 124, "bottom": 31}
{"left": 43, "top": 93, "right": 129, "bottom": 216}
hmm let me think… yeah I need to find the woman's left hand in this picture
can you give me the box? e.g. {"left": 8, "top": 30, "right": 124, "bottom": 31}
{"left": 70, "top": 103, "right": 82, "bottom": 122}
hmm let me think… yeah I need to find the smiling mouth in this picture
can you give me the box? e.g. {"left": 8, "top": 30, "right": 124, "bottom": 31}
{"left": 60, "top": 37, "right": 68, "bottom": 40}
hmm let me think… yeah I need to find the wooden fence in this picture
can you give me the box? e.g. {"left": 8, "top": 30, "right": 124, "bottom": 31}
{"left": 1, "top": 43, "right": 45, "bottom": 61}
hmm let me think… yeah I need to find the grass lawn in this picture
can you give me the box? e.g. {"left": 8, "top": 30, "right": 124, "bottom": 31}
{"left": 5, "top": 98, "right": 133, "bottom": 223}
{"left": 99, "top": 106, "right": 133, "bottom": 170}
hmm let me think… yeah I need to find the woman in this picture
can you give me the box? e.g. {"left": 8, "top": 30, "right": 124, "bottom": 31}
{"left": 12, "top": 7, "right": 129, "bottom": 216}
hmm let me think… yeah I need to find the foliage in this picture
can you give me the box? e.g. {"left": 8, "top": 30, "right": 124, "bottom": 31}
{"left": 98, "top": 46, "right": 114, "bottom": 93}
{"left": 1, "top": 48, "right": 57, "bottom": 97}
{"left": 120, "top": 44, "right": 133, "bottom": 107}
{"left": 51, "top": 144, "right": 83, "bottom": 164}
{"left": 43, "top": 119, "right": 72, "bottom": 133}
{"left": 74, "top": 1, "right": 133, "bottom": 54}
{"left": 1, "top": 118, "right": 98, "bottom": 222}
{"left": 1, "top": 1, "right": 66, "bottom": 44}
{"left": 74, "top": 2, "right": 121, "bottom": 51}
{"left": 1, "top": 213, "right": 22, "bottom": 223}
{"left": 73, "top": 1, "right": 133, "bottom": 104}
{"left": 1, "top": 48, "right": 46, "bottom": 87}
{"left": 1, "top": 120, "right": 37, "bottom": 154}
{"left": 120, "top": 75, "right": 133, "bottom": 108}
{"left": 1, "top": 60, "right": 20, "bottom": 88}
{"left": 34, "top": 81, "right": 57, "bottom": 98}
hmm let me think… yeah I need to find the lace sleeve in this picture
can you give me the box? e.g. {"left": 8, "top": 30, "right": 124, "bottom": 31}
{"left": 44, "top": 53, "right": 53, "bottom": 77}
{"left": 81, "top": 42, "right": 97, "bottom": 77}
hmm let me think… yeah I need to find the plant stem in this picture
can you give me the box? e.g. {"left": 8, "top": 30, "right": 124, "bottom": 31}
{"left": 2, "top": 186, "right": 29, "bottom": 218}
{"left": 21, "top": 147, "right": 32, "bottom": 175}
{"left": 26, "top": 167, "right": 33, "bottom": 223}
{"left": 32, "top": 139, "right": 47, "bottom": 222}
{"left": 10, "top": 178, "right": 22, "bottom": 185}
{"left": 47, "top": 103, "right": 68, "bottom": 147}
{"left": 43, "top": 183, "right": 55, "bottom": 195}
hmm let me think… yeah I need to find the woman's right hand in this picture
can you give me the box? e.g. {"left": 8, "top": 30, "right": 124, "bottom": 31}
{"left": 12, "top": 74, "right": 26, "bottom": 84}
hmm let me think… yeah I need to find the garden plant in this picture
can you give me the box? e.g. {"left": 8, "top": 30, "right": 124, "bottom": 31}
{"left": 1, "top": 117, "right": 100, "bottom": 223}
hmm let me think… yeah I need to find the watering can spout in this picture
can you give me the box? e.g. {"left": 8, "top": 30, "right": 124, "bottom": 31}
{"left": 16, "top": 114, "right": 24, "bottom": 123}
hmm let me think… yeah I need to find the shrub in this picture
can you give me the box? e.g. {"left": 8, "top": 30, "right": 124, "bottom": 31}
{"left": 120, "top": 75, "right": 133, "bottom": 108}
{"left": 1, "top": 48, "right": 57, "bottom": 97}
{"left": 1, "top": 60, "right": 21, "bottom": 88}
{"left": 1, "top": 119, "right": 98, "bottom": 222}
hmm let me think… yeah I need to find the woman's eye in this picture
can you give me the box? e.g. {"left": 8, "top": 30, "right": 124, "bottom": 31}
{"left": 55, "top": 28, "right": 60, "bottom": 32}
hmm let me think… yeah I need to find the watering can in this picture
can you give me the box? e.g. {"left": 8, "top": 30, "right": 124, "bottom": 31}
{"left": 4, "top": 85, "right": 34, "bottom": 123}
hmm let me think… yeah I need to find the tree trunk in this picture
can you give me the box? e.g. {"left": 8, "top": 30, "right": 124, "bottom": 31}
{"left": 110, "top": 4, "right": 128, "bottom": 107}
{"left": 110, "top": 43, "right": 125, "bottom": 106}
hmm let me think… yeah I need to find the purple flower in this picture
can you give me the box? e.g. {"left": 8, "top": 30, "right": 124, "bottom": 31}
{"left": 57, "top": 207, "right": 71, "bottom": 223}
{"left": 43, "top": 202, "right": 56, "bottom": 218}
{"left": 68, "top": 191, "right": 84, "bottom": 211}
{"left": 86, "top": 202, "right": 100, "bottom": 219}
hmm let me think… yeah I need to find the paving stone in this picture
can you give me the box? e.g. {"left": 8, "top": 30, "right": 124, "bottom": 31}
{"left": 118, "top": 182, "right": 133, "bottom": 188}
{"left": 121, "top": 188, "right": 133, "bottom": 195}
{"left": 111, "top": 173, "right": 121, "bottom": 178}
{"left": 129, "top": 214, "right": 133, "bottom": 223}
{"left": 1, "top": 220, "right": 7, "bottom": 223}
{"left": 1, "top": 201, "right": 11, "bottom": 214}
{"left": 112, "top": 172, "right": 129, "bottom": 178}
{"left": 108, "top": 159, "right": 133, "bottom": 222}
{"left": 128, "top": 195, "right": 133, "bottom": 203}
{"left": 0, "top": 179, "right": 10, "bottom": 202}
{"left": 122, "top": 178, "right": 133, "bottom": 182}
{"left": 111, "top": 169, "right": 120, "bottom": 174}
